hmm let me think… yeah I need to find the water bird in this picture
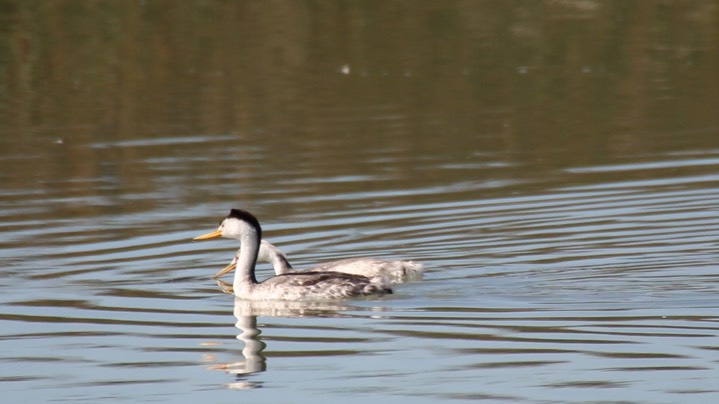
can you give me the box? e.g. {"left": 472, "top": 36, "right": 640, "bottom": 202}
{"left": 214, "top": 240, "right": 423, "bottom": 284}
{"left": 193, "top": 209, "right": 393, "bottom": 300}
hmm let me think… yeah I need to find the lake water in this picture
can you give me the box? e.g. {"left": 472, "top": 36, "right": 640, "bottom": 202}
{"left": 2, "top": 2, "right": 719, "bottom": 403}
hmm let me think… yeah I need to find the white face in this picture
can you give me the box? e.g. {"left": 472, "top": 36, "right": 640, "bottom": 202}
{"left": 218, "top": 217, "right": 257, "bottom": 240}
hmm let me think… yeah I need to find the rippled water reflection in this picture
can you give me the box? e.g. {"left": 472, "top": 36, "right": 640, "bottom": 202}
{"left": 3, "top": 1, "right": 719, "bottom": 403}
{"left": 3, "top": 143, "right": 719, "bottom": 402}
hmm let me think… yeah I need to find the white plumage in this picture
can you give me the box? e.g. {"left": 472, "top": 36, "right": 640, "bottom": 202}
{"left": 193, "top": 209, "right": 394, "bottom": 301}
{"left": 215, "top": 239, "right": 423, "bottom": 284}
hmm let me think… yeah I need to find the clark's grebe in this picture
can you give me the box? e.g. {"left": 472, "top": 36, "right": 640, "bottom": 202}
{"left": 214, "top": 240, "right": 423, "bottom": 283}
{"left": 193, "top": 209, "right": 392, "bottom": 300}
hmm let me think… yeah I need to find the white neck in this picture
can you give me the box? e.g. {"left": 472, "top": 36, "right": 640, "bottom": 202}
{"left": 233, "top": 225, "right": 261, "bottom": 289}
{"left": 260, "top": 241, "right": 293, "bottom": 275}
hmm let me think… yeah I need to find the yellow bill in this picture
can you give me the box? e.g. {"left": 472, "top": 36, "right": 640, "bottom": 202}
{"left": 193, "top": 229, "right": 222, "bottom": 240}
{"left": 213, "top": 261, "right": 236, "bottom": 278}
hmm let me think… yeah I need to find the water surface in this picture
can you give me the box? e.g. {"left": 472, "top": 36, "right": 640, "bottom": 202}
{"left": 2, "top": 2, "right": 719, "bottom": 403}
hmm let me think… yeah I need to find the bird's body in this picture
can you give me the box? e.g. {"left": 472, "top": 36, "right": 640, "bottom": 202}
{"left": 296, "top": 257, "right": 422, "bottom": 282}
{"left": 231, "top": 269, "right": 392, "bottom": 301}
{"left": 217, "top": 240, "right": 423, "bottom": 283}
{"left": 194, "top": 209, "right": 393, "bottom": 301}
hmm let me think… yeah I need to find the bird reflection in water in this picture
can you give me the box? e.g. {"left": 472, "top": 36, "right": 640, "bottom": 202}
{"left": 207, "top": 279, "right": 359, "bottom": 390}
{"left": 205, "top": 311, "right": 266, "bottom": 391}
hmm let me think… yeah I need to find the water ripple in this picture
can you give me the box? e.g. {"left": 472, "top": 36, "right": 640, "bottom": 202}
{"left": 3, "top": 148, "right": 719, "bottom": 402}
